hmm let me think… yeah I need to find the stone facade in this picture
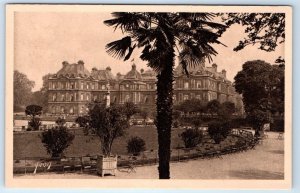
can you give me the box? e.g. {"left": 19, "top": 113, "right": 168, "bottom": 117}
{"left": 47, "top": 60, "right": 243, "bottom": 115}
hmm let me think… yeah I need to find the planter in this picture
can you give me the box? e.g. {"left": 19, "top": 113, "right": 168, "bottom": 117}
{"left": 97, "top": 155, "right": 117, "bottom": 177}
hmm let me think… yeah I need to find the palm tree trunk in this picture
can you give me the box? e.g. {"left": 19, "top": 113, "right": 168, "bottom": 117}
{"left": 156, "top": 43, "right": 175, "bottom": 179}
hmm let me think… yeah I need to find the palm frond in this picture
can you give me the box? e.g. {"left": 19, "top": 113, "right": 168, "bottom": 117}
{"left": 105, "top": 36, "right": 132, "bottom": 59}
{"left": 104, "top": 12, "right": 145, "bottom": 32}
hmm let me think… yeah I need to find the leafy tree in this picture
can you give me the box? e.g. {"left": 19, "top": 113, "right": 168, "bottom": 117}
{"left": 222, "top": 13, "right": 285, "bottom": 52}
{"left": 175, "top": 98, "right": 205, "bottom": 114}
{"left": 180, "top": 128, "right": 203, "bottom": 148}
{"left": 14, "top": 71, "right": 35, "bottom": 112}
{"left": 139, "top": 110, "right": 149, "bottom": 124}
{"left": 123, "top": 102, "right": 139, "bottom": 121}
{"left": 31, "top": 73, "right": 53, "bottom": 112}
{"left": 127, "top": 136, "right": 146, "bottom": 156}
{"left": 219, "top": 101, "right": 235, "bottom": 120}
{"left": 208, "top": 121, "right": 230, "bottom": 144}
{"left": 25, "top": 105, "right": 43, "bottom": 130}
{"left": 40, "top": 126, "right": 75, "bottom": 157}
{"left": 104, "top": 12, "right": 226, "bottom": 179}
{"left": 206, "top": 99, "right": 221, "bottom": 116}
{"left": 104, "top": 12, "right": 225, "bottom": 178}
{"left": 234, "top": 60, "right": 284, "bottom": 134}
{"left": 56, "top": 117, "right": 66, "bottom": 126}
{"left": 84, "top": 102, "right": 129, "bottom": 157}
{"left": 75, "top": 115, "right": 90, "bottom": 127}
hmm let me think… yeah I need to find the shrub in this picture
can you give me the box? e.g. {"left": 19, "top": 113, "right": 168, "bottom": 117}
{"left": 208, "top": 121, "right": 231, "bottom": 144}
{"left": 55, "top": 117, "right": 66, "bottom": 126}
{"left": 28, "top": 117, "right": 41, "bottom": 130}
{"left": 127, "top": 136, "right": 146, "bottom": 156}
{"left": 40, "top": 126, "right": 75, "bottom": 158}
{"left": 25, "top": 105, "right": 43, "bottom": 130}
{"left": 270, "top": 118, "right": 284, "bottom": 132}
{"left": 180, "top": 128, "right": 203, "bottom": 148}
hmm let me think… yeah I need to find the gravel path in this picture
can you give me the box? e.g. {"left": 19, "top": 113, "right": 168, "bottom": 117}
{"left": 14, "top": 132, "right": 284, "bottom": 179}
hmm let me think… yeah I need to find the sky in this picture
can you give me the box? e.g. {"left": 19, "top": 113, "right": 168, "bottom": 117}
{"left": 14, "top": 12, "right": 284, "bottom": 91}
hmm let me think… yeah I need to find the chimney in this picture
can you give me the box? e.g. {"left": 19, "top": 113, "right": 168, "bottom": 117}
{"left": 222, "top": 69, "right": 226, "bottom": 78}
{"left": 106, "top": 66, "right": 111, "bottom": 71}
{"left": 212, "top": 63, "right": 217, "bottom": 72}
{"left": 78, "top": 60, "right": 84, "bottom": 71}
{"left": 62, "top": 61, "right": 69, "bottom": 67}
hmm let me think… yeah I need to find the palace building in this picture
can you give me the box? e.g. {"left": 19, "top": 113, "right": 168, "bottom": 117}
{"left": 47, "top": 60, "right": 243, "bottom": 115}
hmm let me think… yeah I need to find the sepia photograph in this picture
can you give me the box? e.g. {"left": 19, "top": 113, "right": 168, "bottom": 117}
{"left": 5, "top": 4, "right": 292, "bottom": 189}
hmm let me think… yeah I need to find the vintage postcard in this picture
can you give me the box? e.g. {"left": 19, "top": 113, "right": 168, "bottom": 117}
{"left": 5, "top": 4, "right": 292, "bottom": 189}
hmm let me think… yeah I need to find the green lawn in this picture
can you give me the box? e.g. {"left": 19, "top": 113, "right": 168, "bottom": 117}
{"left": 14, "top": 126, "right": 185, "bottom": 159}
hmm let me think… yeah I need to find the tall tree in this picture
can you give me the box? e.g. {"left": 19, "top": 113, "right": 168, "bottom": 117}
{"left": 221, "top": 13, "right": 285, "bottom": 52}
{"left": 104, "top": 12, "right": 226, "bottom": 178}
{"left": 32, "top": 73, "right": 53, "bottom": 112}
{"left": 14, "top": 70, "right": 35, "bottom": 112}
{"left": 234, "top": 60, "right": 284, "bottom": 132}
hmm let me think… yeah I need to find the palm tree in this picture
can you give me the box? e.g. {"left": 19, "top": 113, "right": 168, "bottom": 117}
{"left": 104, "top": 12, "right": 226, "bottom": 179}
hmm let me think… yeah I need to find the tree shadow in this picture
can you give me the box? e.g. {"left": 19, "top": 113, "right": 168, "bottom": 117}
{"left": 229, "top": 169, "right": 284, "bottom": 179}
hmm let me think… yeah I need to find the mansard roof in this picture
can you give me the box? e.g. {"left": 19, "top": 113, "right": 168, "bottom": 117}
{"left": 141, "top": 69, "right": 156, "bottom": 80}
{"left": 55, "top": 60, "right": 90, "bottom": 78}
{"left": 174, "top": 62, "right": 230, "bottom": 82}
{"left": 91, "top": 67, "right": 115, "bottom": 81}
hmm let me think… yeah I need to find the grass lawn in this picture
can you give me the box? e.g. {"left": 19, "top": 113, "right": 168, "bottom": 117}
{"left": 14, "top": 125, "right": 186, "bottom": 159}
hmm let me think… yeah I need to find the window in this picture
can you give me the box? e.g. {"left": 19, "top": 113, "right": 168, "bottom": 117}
{"left": 144, "top": 97, "right": 149, "bottom": 104}
{"left": 184, "top": 82, "right": 189, "bottom": 89}
{"left": 81, "top": 93, "right": 84, "bottom": 101}
{"left": 61, "top": 106, "right": 65, "bottom": 113}
{"left": 71, "top": 82, "right": 74, "bottom": 89}
{"left": 52, "top": 94, "right": 57, "bottom": 101}
{"left": 87, "top": 83, "right": 89, "bottom": 90}
{"left": 49, "top": 82, "right": 52, "bottom": 89}
{"left": 91, "top": 83, "right": 95, "bottom": 90}
{"left": 61, "top": 94, "right": 65, "bottom": 101}
{"left": 81, "top": 82, "right": 84, "bottom": 89}
{"left": 94, "top": 95, "right": 97, "bottom": 101}
{"left": 125, "top": 95, "right": 130, "bottom": 102}
{"left": 196, "top": 95, "right": 201, "bottom": 100}
{"left": 87, "top": 94, "right": 90, "bottom": 101}
{"left": 70, "top": 107, "right": 74, "bottom": 114}
{"left": 70, "top": 94, "right": 74, "bottom": 102}
{"left": 102, "top": 85, "right": 106, "bottom": 90}
{"left": 183, "top": 95, "right": 189, "bottom": 101}
{"left": 197, "top": 81, "right": 202, "bottom": 88}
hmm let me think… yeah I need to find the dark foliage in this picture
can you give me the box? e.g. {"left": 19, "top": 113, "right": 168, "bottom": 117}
{"left": 75, "top": 115, "right": 90, "bottom": 127}
{"left": 180, "top": 128, "right": 203, "bottom": 148}
{"left": 25, "top": 105, "right": 43, "bottom": 130}
{"left": 55, "top": 117, "right": 66, "bottom": 126}
{"left": 83, "top": 102, "right": 130, "bottom": 157}
{"left": 208, "top": 121, "right": 231, "bottom": 144}
{"left": 222, "top": 13, "right": 285, "bottom": 52}
{"left": 40, "top": 126, "right": 75, "bottom": 158}
{"left": 234, "top": 60, "right": 284, "bottom": 132}
{"left": 126, "top": 136, "right": 146, "bottom": 155}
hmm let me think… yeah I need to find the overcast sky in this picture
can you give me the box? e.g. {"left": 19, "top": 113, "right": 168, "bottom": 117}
{"left": 14, "top": 12, "right": 284, "bottom": 91}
